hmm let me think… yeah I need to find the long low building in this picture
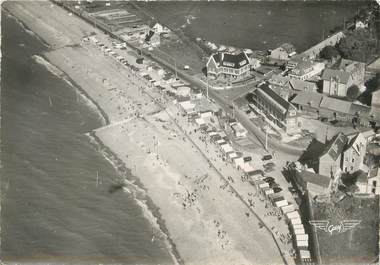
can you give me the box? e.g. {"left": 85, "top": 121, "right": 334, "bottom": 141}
{"left": 291, "top": 91, "right": 379, "bottom": 126}
{"left": 249, "top": 83, "right": 298, "bottom": 133}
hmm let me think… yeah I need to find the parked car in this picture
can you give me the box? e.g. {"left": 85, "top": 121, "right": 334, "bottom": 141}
{"left": 248, "top": 169, "right": 264, "bottom": 176}
{"left": 273, "top": 187, "right": 283, "bottom": 193}
{"left": 262, "top": 154, "right": 273, "bottom": 161}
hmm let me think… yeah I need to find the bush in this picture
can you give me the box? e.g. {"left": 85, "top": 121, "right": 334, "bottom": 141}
{"left": 347, "top": 85, "right": 361, "bottom": 100}
{"left": 320, "top": 45, "right": 340, "bottom": 60}
{"left": 337, "top": 29, "right": 376, "bottom": 62}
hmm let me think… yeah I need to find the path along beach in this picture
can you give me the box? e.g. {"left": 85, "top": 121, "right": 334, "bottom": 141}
{"left": 3, "top": 2, "right": 288, "bottom": 264}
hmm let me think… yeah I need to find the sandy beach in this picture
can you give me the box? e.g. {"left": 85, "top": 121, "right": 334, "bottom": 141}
{"left": 3, "top": 2, "right": 288, "bottom": 264}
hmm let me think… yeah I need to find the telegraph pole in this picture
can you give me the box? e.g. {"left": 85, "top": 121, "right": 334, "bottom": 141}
{"left": 206, "top": 78, "right": 209, "bottom": 99}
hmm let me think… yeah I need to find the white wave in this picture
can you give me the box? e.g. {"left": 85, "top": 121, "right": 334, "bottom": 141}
{"left": 32, "top": 55, "right": 65, "bottom": 78}
{"left": 86, "top": 133, "right": 180, "bottom": 265}
{"left": 32, "top": 55, "right": 107, "bottom": 125}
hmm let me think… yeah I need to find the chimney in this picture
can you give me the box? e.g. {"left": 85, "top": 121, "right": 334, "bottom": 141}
{"left": 221, "top": 53, "right": 224, "bottom": 62}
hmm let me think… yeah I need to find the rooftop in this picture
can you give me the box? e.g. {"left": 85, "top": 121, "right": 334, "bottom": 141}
{"left": 297, "top": 169, "right": 331, "bottom": 188}
{"left": 212, "top": 52, "right": 249, "bottom": 69}
{"left": 320, "top": 132, "right": 348, "bottom": 161}
{"left": 255, "top": 83, "right": 296, "bottom": 114}
{"left": 289, "top": 79, "right": 317, "bottom": 92}
{"left": 321, "top": 69, "right": 352, "bottom": 84}
{"left": 290, "top": 91, "right": 324, "bottom": 109}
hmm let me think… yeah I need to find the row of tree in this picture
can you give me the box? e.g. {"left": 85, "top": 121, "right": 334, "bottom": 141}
{"left": 319, "top": 29, "right": 377, "bottom": 63}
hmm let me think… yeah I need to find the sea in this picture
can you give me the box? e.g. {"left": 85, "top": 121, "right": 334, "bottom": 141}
{"left": 141, "top": 1, "right": 369, "bottom": 52}
{"left": 1, "top": 10, "right": 173, "bottom": 265}
{"left": 0, "top": 1, "right": 369, "bottom": 265}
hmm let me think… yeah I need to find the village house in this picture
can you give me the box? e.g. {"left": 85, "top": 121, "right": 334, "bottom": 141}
{"left": 269, "top": 43, "right": 296, "bottom": 60}
{"left": 338, "top": 59, "right": 365, "bottom": 85}
{"left": 341, "top": 132, "right": 366, "bottom": 173}
{"left": 249, "top": 57, "right": 261, "bottom": 70}
{"left": 355, "top": 19, "right": 369, "bottom": 29}
{"left": 291, "top": 91, "right": 375, "bottom": 126}
{"left": 318, "top": 132, "right": 348, "bottom": 178}
{"left": 322, "top": 59, "right": 365, "bottom": 97}
{"left": 268, "top": 74, "right": 290, "bottom": 88}
{"left": 249, "top": 83, "right": 298, "bottom": 133}
{"left": 206, "top": 52, "right": 250, "bottom": 81}
{"left": 297, "top": 170, "right": 331, "bottom": 195}
{"left": 299, "top": 131, "right": 369, "bottom": 180}
{"left": 289, "top": 79, "right": 318, "bottom": 93}
{"left": 287, "top": 59, "right": 325, "bottom": 81}
{"left": 145, "top": 30, "right": 160, "bottom": 47}
{"left": 367, "top": 167, "right": 380, "bottom": 195}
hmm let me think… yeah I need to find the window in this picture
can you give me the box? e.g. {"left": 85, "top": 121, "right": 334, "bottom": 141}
{"left": 352, "top": 158, "right": 355, "bottom": 163}
{"left": 345, "top": 167, "right": 348, "bottom": 172}
{"left": 350, "top": 166, "right": 353, "bottom": 171}
{"left": 373, "top": 180, "right": 377, "bottom": 187}
{"left": 372, "top": 188, "right": 376, "bottom": 194}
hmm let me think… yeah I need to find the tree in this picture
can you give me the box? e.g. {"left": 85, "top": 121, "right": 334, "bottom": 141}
{"left": 319, "top": 45, "right": 340, "bottom": 60}
{"left": 347, "top": 85, "right": 361, "bottom": 100}
{"left": 337, "top": 29, "right": 376, "bottom": 62}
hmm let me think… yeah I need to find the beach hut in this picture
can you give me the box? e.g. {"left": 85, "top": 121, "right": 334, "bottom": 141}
{"left": 243, "top": 163, "right": 254, "bottom": 174}
{"left": 290, "top": 217, "right": 302, "bottom": 226}
{"left": 220, "top": 143, "right": 233, "bottom": 154}
{"left": 216, "top": 140, "right": 227, "bottom": 146}
{"left": 227, "top": 152, "right": 238, "bottom": 161}
{"left": 292, "top": 224, "right": 305, "bottom": 231}
{"left": 286, "top": 211, "right": 300, "bottom": 221}
{"left": 177, "top": 86, "right": 191, "bottom": 97}
{"left": 275, "top": 199, "right": 288, "bottom": 208}
{"left": 280, "top": 204, "right": 295, "bottom": 214}
{"left": 195, "top": 117, "right": 206, "bottom": 127}
{"left": 299, "top": 250, "right": 312, "bottom": 262}
{"left": 258, "top": 182, "right": 270, "bottom": 190}
{"left": 296, "top": 240, "right": 308, "bottom": 248}
{"left": 263, "top": 188, "right": 274, "bottom": 196}
{"left": 295, "top": 234, "right": 309, "bottom": 241}
{"left": 179, "top": 101, "right": 195, "bottom": 114}
{"left": 254, "top": 179, "right": 266, "bottom": 189}
{"left": 232, "top": 156, "right": 245, "bottom": 169}
{"left": 294, "top": 227, "right": 306, "bottom": 235}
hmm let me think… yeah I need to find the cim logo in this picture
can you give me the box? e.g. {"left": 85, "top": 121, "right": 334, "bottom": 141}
{"left": 309, "top": 220, "right": 361, "bottom": 235}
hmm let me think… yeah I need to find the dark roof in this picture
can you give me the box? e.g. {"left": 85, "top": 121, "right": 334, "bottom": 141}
{"left": 297, "top": 170, "right": 331, "bottom": 188}
{"left": 212, "top": 52, "right": 249, "bottom": 69}
{"left": 321, "top": 69, "right": 352, "bottom": 84}
{"left": 320, "top": 132, "right": 348, "bottom": 161}
{"left": 299, "top": 138, "right": 326, "bottom": 165}
{"left": 349, "top": 103, "right": 371, "bottom": 117}
{"left": 289, "top": 79, "right": 317, "bottom": 92}
{"left": 291, "top": 91, "right": 324, "bottom": 109}
{"left": 319, "top": 97, "right": 352, "bottom": 113}
{"left": 256, "top": 83, "right": 296, "bottom": 114}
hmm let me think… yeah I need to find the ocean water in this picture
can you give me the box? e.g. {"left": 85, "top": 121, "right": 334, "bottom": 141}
{"left": 142, "top": 1, "right": 368, "bottom": 52}
{"left": 1, "top": 11, "right": 173, "bottom": 265}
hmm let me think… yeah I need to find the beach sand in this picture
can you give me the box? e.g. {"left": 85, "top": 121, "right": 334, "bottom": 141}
{"left": 3, "top": 2, "right": 286, "bottom": 264}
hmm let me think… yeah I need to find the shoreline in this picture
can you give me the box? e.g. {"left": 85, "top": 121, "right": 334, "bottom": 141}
{"left": 87, "top": 132, "right": 183, "bottom": 265}
{"left": 31, "top": 54, "right": 109, "bottom": 127}
{"left": 4, "top": 6, "right": 181, "bottom": 265}
{"left": 4, "top": 2, "right": 293, "bottom": 264}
